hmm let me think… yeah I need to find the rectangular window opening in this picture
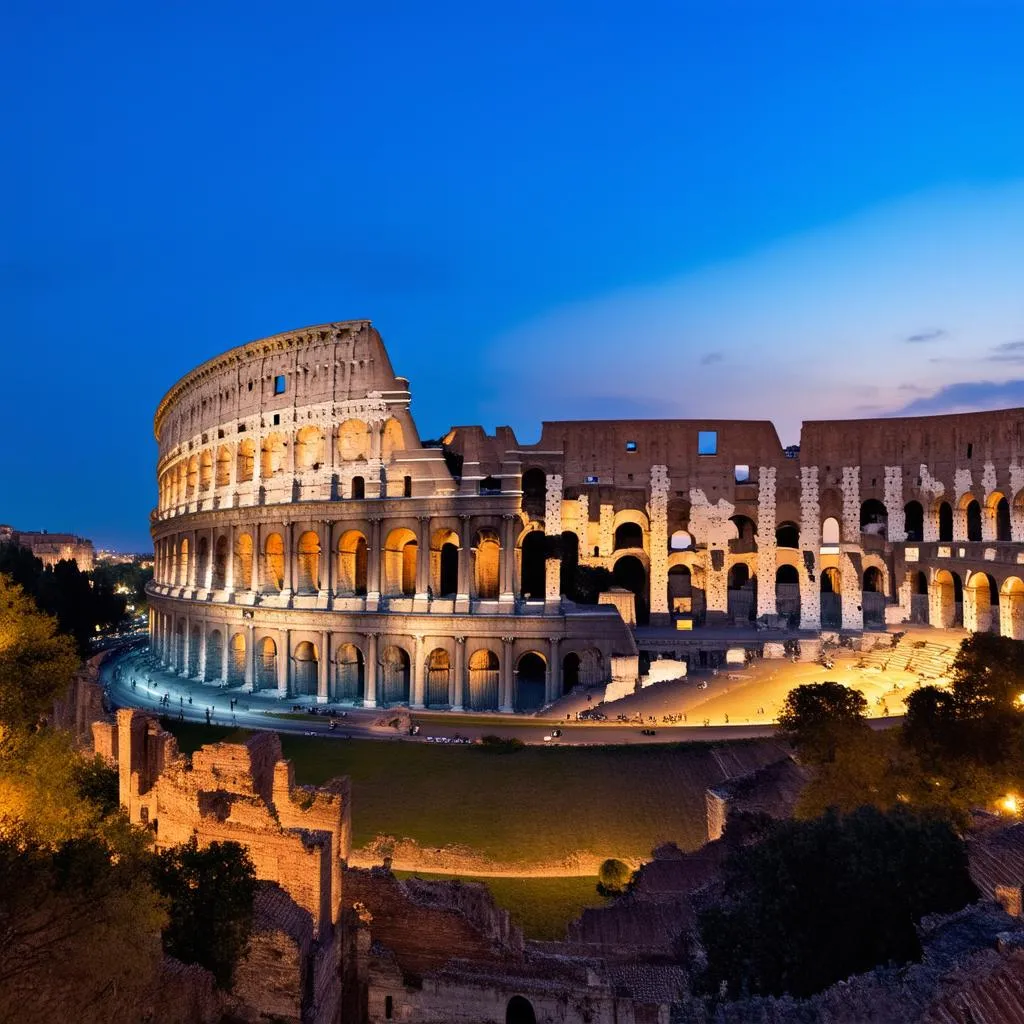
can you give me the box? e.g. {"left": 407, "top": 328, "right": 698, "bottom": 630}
{"left": 625, "top": 440, "right": 638, "bottom": 453}
{"left": 585, "top": 475, "right": 599, "bottom": 484}
{"left": 274, "top": 374, "right": 286, "bottom": 395}
{"left": 698, "top": 431, "right": 718, "bottom": 456}
{"left": 966, "top": 443, "right": 973, "bottom": 459}
{"left": 734, "top": 464, "right": 750, "bottom": 483}
{"left": 273, "top": 413, "right": 280, "bottom": 426}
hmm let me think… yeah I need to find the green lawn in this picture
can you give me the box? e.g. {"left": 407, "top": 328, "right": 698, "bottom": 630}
{"left": 161, "top": 719, "right": 784, "bottom": 866}
{"left": 393, "top": 872, "right": 604, "bottom": 941}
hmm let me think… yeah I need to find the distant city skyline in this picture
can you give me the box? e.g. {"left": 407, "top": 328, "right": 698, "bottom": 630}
{"left": 3, "top": 1, "right": 1022, "bottom": 549}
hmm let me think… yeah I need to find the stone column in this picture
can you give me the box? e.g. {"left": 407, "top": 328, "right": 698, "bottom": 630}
{"left": 799, "top": 467, "right": 822, "bottom": 630}
{"left": 576, "top": 494, "right": 590, "bottom": 556}
{"left": 841, "top": 467, "right": 860, "bottom": 545}
{"left": 277, "top": 629, "right": 290, "bottom": 697}
{"left": 456, "top": 515, "right": 472, "bottom": 611}
{"left": 500, "top": 636, "right": 515, "bottom": 713}
{"left": 181, "top": 614, "right": 191, "bottom": 677}
{"left": 322, "top": 521, "right": 333, "bottom": 599}
{"left": 318, "top": 630, "right": 330, "bottom": 703}
{"left": 547, "top": 635, "right": 562, "bottom": 703}
{"left": 415, "top": 516, "right": 432, "bottom": 598}
{"left": 205, "top": 527, "right": 216, "bottom": 589}
{"left": 756, "top": 466, "right": 778, "bottom": 618}
{"left": 884, "top": 467, "right": 906, "bottom": 541}
{"left": 649, "top": 466, "right": 670, "bottom": 623}
{"left": 840, "top": 553, "right": 863, "bottom": 631}
{"left": 244, "top": 624, "right": 255, "bottom": 691}
{"left": 252, "top": 430, "right": 262, "bottom": 501}
{"left": 220, "top": 628, "right": 229, "bottom": 684}
{"left": 411, "top": 634, "right": 426, "bottom": 709}
{"left": 451, "top": 636, "right": 466, "bottom": 711}
{"left": 364, "top": 633, "right": 379, "bottom": 708}
{"left": 367, "top": 516, "right": 382, "bottom": 610}
{"left": 282, "top": 521, "right": 294, "bottom": 597}
{"left": 499, "top": 515, "right": 516, "bottom": 605}
{"left": 195, "top": 627, "right": 206, "bottom": 682}
{"left": 225, "top": 524, "right": 235, "bottom": 593}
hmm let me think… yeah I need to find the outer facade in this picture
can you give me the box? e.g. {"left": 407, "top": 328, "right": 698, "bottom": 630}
{"left": 147, "top": 320, "right": 1024, "bottom": 710}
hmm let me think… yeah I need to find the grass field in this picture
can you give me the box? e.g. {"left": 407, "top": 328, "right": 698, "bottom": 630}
{"left": 163, "top": 720, "right": 784, "bottom": 866}
{"left": 393, "top": 871, "right": 604, "bottom": 941}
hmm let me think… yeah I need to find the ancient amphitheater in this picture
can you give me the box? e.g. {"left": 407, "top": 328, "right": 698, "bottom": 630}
{"left": 147, "top": 319, "right": 1024, "bottom": 711}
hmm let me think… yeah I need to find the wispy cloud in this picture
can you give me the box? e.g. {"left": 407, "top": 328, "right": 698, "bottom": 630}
{"left": 700, "top": 351, "right": 724, "bottom": 366}
{"left": 896, "top": 379, "right": 1024, "bottom": 415}
{"left": 986, "top": 340, "right": 1024, "bottom": 363}
{"left": 905, "top": 328, "right": 947, "bottom": 343}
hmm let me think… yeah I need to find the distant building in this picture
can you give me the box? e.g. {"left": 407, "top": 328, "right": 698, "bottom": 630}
{"left": 0, "top": 524, "right": 95, "bottom": 571}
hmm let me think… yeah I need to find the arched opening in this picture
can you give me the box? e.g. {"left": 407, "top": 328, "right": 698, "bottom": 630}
{"left": 775, "top": 564, "right": 800, "bottom": 626}
{"left": 296, "top": 531, "right": 321, "bottom": 593}
{"left": 336, "top": 531, "right": 368, "bottom": 595}
{"left": 820, "top": 566, "right": 841, "bottom": 628}
{"left": 727, "top": 562, "right": 755, "bottom": 622}
{"left": 381, "top": 418, "right": 405, "bottom": 460}
{"left": 261, "top": 433, "right": 286, "bottom": 478}
{"left": 205, "top": 630, "right": 223, "bottom": 682}
{"left": 938, "top": 502, "right": 953, "bottom": 542}
{"left": 863, "top": 566, "right": 884, "bottom": 593}
{"left": 930, "top": 569, "right": 962, "bottom": 628}
{"left": 1000, "top": 577, "right": 1024, "bottom": 641}
{"left": 380, "top": 646, "right": 410, "bottom": 705}
{"left": 403, "top": 475, "right": 413, "bottom": 498}
{"left": 293, "top": 641, "right": 318, "bottom": 696}
{"left": 174, "top": 620, "right": 186, "bottom": 670}
{"left": 986, "top": 493, "right": 1012, "bottom": 542}
{"left": 562, "top": 652, "right": 580, "bottom": 692}
{"left": 186, "top": 456, "right": 198, "bottom": 498}
{"left": 506, "top": 995, "right": 537, "bottom": 1024}
{"left": 860, "top": 499, "right": 888, "bottom": 537}
{"left": 670, "top": 530, "right": 693, "bottom": 550}
{"left": 474, "top": 529, "right": 500, "bottom": 599}
{"left": 862, "top": 565, "right": 885, "bottom": 627}
{"left": 234, "top": 533, "right": 253, "bottom": 591}
{"left": 914, "top": 570, "right": 929, "bottom": 594}
{"left": 196, "top": 536, "right": 210, "bottom": 588}
{"left": 479, "top": 475, "right": 500, "bottom": 495}
{"left": 560, "top": 530, "right": 579, "bottom": 597}
{"left": 199, "top": 450, "right": 213, "bottom": 492}
{"left": 213, "top": 535, "right": 228, "bottom": 590}
{"left": 295, "top": 426, "right": 324, "bottom": 470}
{"left": 236, "top": 440, "right": 255, "bottom": 483}
{"left": 333, "top": 643, "right": 365, "bottom": 702}
{"left": 351, "top": 476, "right": 365, "bottom": 500}
{"left": 178, "top": 537, "right": 189, "bottom": 587}
{"left": 188, "top": 625, "right": 201, "bottom": 677}
{"left": 964, "top": 572, "right": 996, "bottom": 633}
{"left": 614, "top": 522, "right": 644, "bottom": 551}
{"left": 613, "top": 555, "right": 649, "bottom": 625}
{"left": 228, "top": 633, "right": 246, "bottom": 686}
{"left": 431, "top": 529, "right": 460, "bottom": 597}
{"left": 965, "top": 499, "right": 982, "bottom": 542}
{"left": 729, "top": 515, "right": 757, "bottom": 552}
{"left": 515, "top": 652, "right": 546, "bottom": 712}
{"left": 263, "top": 533, "right": 285, "bottom": 592}
{"left": 821, "top": 517, "right": 840, "bottom": 551}
{"left": 257, "top": 637, "right": 278, "bottom": 691}
{"left": 904, "top": 501, "right": 924, "bottom": 542}
{"left": 468, "top": 649, "right": 499, "bottom": 710}
{"left": 215, "top": 445, "right": 231, "bottom": 487}
{"left": 775, "top": 523, "right": 799, "bottom": 549}
{"left": 425, "top": 648, "right": 450, "bottom": 706}
{"left": 521, "top": 468, "right": 546, "bottom": 516}
{"left": 384, "top": 529, "right": 418, "bottom": 596}
{"left": 336, "top": 418, "right": 370, "bottom": 462}
{"left": 520, "top": 531, "right": 547, "bottom": 600}
{"left": 668, "top": 564, "right": 693, "bottom": 617}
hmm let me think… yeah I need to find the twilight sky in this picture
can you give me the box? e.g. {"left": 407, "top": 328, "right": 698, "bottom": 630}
{"left": 3, "top": 1, "right": 1023, "bottom": 550}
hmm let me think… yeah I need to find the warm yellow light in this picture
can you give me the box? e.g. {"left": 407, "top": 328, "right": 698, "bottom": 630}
{"left": 1016, "top": 693, "right": 1024, "bottom": 708}
{"left": 1000, "top": 794, "right": 1020, "bottom": 815}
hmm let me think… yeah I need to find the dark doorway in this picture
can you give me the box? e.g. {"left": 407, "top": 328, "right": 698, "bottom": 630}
{"left": 562, "top": 652, "right": 580, "bottom": 691}
{"left": 939, "top": 502, "right": 953, "bottom": 542}
{"left": 614, "top": 522, "right": 643, "bottom": 550}
{"left": 560, "top": 530, "right": 579, "bottom": 596}
{"left": 520, "top": 532, "right": 547, "bottom": 599}
{"left": 515, "top": 653, "right": 546, "bottom": 712}
{"left": 506, "top": 996, "right": 537, "bottom": 1024}
{"left": 439, "top": 542, "right": 458, "bottom": 596}
{"left": 904, "top": 501, "right": 924, "bottom": 542}
{"left": 997, "top": 497, "right": 1012, "bottom": 542}
{"left": 613, "top": 555, "right": 649, "bottom": 625}
{"left": 966, "top": 500, "right": 982, "bottom": 542}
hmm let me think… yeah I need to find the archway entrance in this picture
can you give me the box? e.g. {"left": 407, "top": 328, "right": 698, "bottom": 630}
{"left": 614, "top": 522, "right": 643, "bottom": 551}
{"left": 903, "top": 501, "right": 923, "bottom": 542}
{"left": 257, "top": 637, "right": 277, "bottom": 691}
{"left": 205, "top": 630, "right": 223, "bottom": 682}
{"left": 293, "top": 642, "right": 318, "bottom": 696}
{"left": 1001, "top": 577, "right": 1024, "bottom": 640}
{"left": 820, "top": 566, "right": 841, "bottom": 628}
{"left": 613, "top": 555, "right": 649, "bottom": 625}
{"left": 727, "top": 563, "right": 755, "bottom": 622}
{"left": 862, "top": 566, "right": 885, "bottom": 627}
{"left": 506, "top": 996, "right": 537, "bottom": 1024}
{"left": 228, "top": 633, "right": 246, "bottom": 686}
{"left": 515, "top": 653, "right": 546, "bottom": 712}
{"left": 426, "top": 648, "right": 450, "bottom": 706}
{"left": 468, "top": 649, "right": 499, "bottom": 710}
{"left": 964, "top": 573, "right": 996, "bottom": 633}
{"left": 938, "top": 502, "right": 953, "bottom": 542}
{"left": 439, "top": 543, "right": 458, "bottom": 597}
{"left": 334, "top": 643, "right": 364, "bottom": 702}
{"left": 775, "top": 564, "right": 800, "bottom": 626}
{"left": 966, "top": 499, "right": 982, "bottom": 542}
{"left": 380, "top": 646, "right": 411, "bottom": 705}
{"left": 520, "top": 532, "right": 546, "bottom": 600}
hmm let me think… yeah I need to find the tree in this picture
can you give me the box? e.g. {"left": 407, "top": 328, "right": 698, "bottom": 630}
{"left": 0, "top": 574, "right": 79, "bottom": 730}
{"left": 152, "top": 836, "right": 257, "bottom": 988}
{"left": 778, "top": 682, "right": 868, "bottom": 763}
{"left": 597, "top": 857, "right": 633, "bottom": 896}
{"left": 698, "top": 806, "right": 978, "bottom": 999}
{"left": 950, "top": 633, "right": 1024, "bottom": 718}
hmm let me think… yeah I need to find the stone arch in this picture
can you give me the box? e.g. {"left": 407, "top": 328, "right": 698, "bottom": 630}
{"left": 263, "top": 532, "right": 285, "bottom": 592}
{"left": 515, "top": 651, "right": 546, "bottom": 712}
{"left": 1000, "top": 577, "right": 1024, "bottom": 640}
{"left": 261, "top": 432, "right": 287, "bottom": 478}
{"left": 468, "top": 648, "right": 500, "bottom": 710}
{"left": 519, "top": 530, "right": 547, "bottom": 599}
{"left": 986, "top": 491, "right": 1012, "bottom": 542}
{"left": 668, "top": 564, "right": 693, "bottom": 616}
{"left": 938, "top": 501, "right": 953, "bottom": 542}
{"left": 862, "top": 565, "right": 885, "bottom": 593}
{"left": 914, "top": 570, "right": 929, "bottom": 594}
{"left": 205, "top": 629, "right": 223, "bottom": 681}
{"left": 336, "top": 418, "right": 371, "bottom": 462}
{"left": 174, "top": 619, "right": 186, "bottom": 670}
{"left": 820, "top": 566, "right": 841, "bottom": 628}
{"left": 506, "top": 995, "right": 537, "bottom": 1024}
{"left": 614, "top": 521, "right": 644, "bottom": 551}
{"left": 199, "top": 449, "right": 213, "bottom": 492}
{"left": 333, "top": 642, "right": 365, "bottom": 702}
{"left": 380, "top": 645, "right": 411, "bottom": 705}
{"left": 860, "top": 498, "right": 887, "bottom": 536}
{"left": 425, "top": 647, "right": 450, "bottom": 707}
{"left": 236, "top": 439, "right": 255, "bottom": 483}
{"left": 234, "top": 532, "right": 254, "bottom": 591}
{"left": 613, "top": 553, "right": 649, "bottom": 625}
{"left": 775, "top": 522, "right": 800, "bottom": 548}
{"left": 474, "top": 528, "right": 500, "bottom": 599}
{"left": 215, "top": 445, "right": 232, "bottom": 487}
{"left": 228, "top": 633, "right": 246, "bottom": 686}
{"left": 776, "top": 564, "right": 801, "bottom": 626}
{"left": 295, "top": 425, "right": 325, "bottom": 470}
{"left": 178, "top": 536, "right": 190, "bottom": 586}
{"left": 669, "top": 529, "right": 693, "bottom": 551}
{"left": 296, "top": 530, "right": 321, "bottom": 593}
{"left": 430, "top": 527, "right": 460, "bottom": 597}
{"left": 188, "top": 623, "right": 201, "bottom": 677}
{"left": 930, "top": 568, "right": 962, "bottom": 628}
{"left": 292, "top": 640, "right": 318, "bottom": 696}
{"left": 196, "top": 535, "right": 210, "bottom": 588}
{"left": 821, "top": 516, "right": 840, "bottom": 550}
{"left": 728, "top": 561, "right": 755, "bottom": 621}
{"left": 351, "top": 475, "right": 365, "bottom": 500}
{"left": 903, "top": 500, "right": 924, "bottom": 542}
{"left": 381, "top": 418, "right": 405, "bottom": 460}
{"left": 384, "top": 528, "right": 418, "bottom": 596}
{"left": 186, "top": 455, "right": 199, "bottom": 497}
{"left": 964, "top": 571, "right": 997, "bottom": 633}
{"left": 213, "top": 535, "right": 229, "bottom": 589}
{"left": 336, "top": 530, "right": 368, "bottom": 595}
{"left": 961, "top": 494, "right": 982, "bottom": 542}
{"left": 614, "top": 507, "right": 650, "bottom": 535}
{"left": 729, "top": 514, "right": 757, "bottom": 551}
{"left": 562, "top": 651, "right": 581, "bottom": 691}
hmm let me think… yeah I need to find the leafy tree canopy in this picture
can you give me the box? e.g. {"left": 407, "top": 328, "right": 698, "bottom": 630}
{"left": 698, "top": 806, "right": 978, "bottom": 999}
{"left": 949, "top": 633, "right": 1024, "bottom": 718}
{"left": 597, "top": 857, "right": 633, "bottom": 896}
{"left": 778, "top": 682, "right": 869, "bottom": 764}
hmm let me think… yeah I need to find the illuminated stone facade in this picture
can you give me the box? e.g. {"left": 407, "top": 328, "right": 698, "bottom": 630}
{"left": 148, "top": 320, "right": 1024, "bottom": 710}
{"left": 0, "top": 524, "right": 95, "bottom": 571}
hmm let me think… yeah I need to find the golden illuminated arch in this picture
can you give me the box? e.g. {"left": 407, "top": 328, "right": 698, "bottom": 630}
{"left": 336, "top": 530, "right": 368, "bottom": 594}
{"left": 263, "top": 532, "right": 285, "bottom": 591}
{"left": 215, "top": 445, "right": 232, "bottom": 487}
{"left": 234, "top": 532, "right": 253, "bottom": 590}
{"left": 295, "top": 426, "right": 325, "bottom": 470}
{"left": 336, "top": 418, "right": 370, "bottom": 462}
{"left": 236, "top": 439, "right": 255, "bottom": 483}
{"left": 199, "top": 450, "right": 213, "bottom": 491}
{"left": 296, "top": 530, "right": 321, "bottom": 593}
{"left": 383, "top": 527, "right": 418, "bottom": 595}
{"left": 381, "top": 418, "right": 405, "bottom": 460}
{"left": 261, "top": 433, "right": 286, "bottom": 478}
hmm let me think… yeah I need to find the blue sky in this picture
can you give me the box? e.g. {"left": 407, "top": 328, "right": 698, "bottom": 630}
{"left": 3, "top": 1, "right": 1022, "bottom": 549}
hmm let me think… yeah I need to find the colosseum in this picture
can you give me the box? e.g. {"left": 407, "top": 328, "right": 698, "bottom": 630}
{"left": 147, "top": 319, "right": 1024, "bottom": 712}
